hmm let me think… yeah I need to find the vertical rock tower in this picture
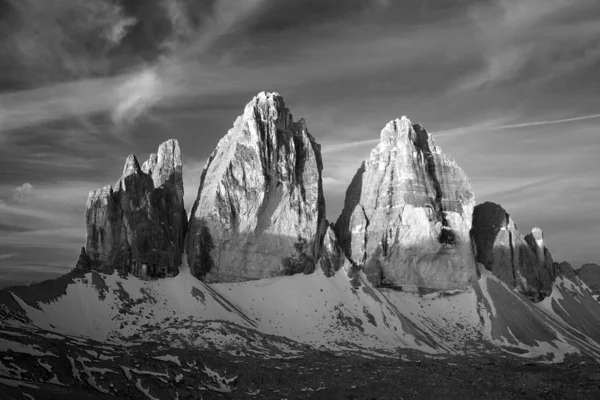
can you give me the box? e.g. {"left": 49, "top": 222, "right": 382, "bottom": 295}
{"left": 335, "top": 117, "right": 477, "bottom": 290}
{"left": 187, "top": 92, "right": 327, "bottom": 282}
{"left": 85, "top": 139, "right": 186, "bottom": 277}
{"left": 471, "top": 202, "right": 555, "bottom": 301}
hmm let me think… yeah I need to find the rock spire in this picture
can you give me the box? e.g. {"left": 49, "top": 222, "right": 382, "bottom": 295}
{"left": 85, "top": 139, "right": 186, "bottom": 277}
{"left": 335, "top": 116, "right": 478, "bottom": 290}
{"left": 186, "top": 92, "right": 327, "bottom": 282}
{"left": 471, "top": 202, "right": 555, "bottom": 301}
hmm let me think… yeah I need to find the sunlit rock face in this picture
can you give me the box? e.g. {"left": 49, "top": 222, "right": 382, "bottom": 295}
{"left": 579, "top": 263, "right": 600, "bottom": 296}
{"left": 471, "top": 202, "right": 555, "bottom": 301}
{"left": 525, "top": 227, "right": 557, "bottom": 278}
{"left": 186, "top": 92, "right": 327, "bottom": 282}
{"left": 85, "top": 139, "right": 186, "bottom": 278}
{"left": 334, "top": 117, "right": 478, "bottom": 290}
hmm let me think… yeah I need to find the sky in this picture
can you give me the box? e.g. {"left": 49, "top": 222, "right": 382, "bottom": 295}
{"left": 1, "top": 0, "right": 599, "bottom": 287}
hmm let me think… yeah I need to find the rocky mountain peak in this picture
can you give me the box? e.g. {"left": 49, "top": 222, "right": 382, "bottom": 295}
{"left": 122, "top": 154, "right": 142, "bottom": 177}
{"left": 141, "top": 153, "right": 157, "bottom": 175}
{"left": 150, "top": 139, "right": 183, "bottom": 186}
{"left": 378, "top": 116, "right": 437, "bottom": 154}
{"left": 335, "top": 117, "right": 477, "bottom": 290}
{"left": 244, "top": 91, "right": 293, "bottom": 132}
{"left": 527, "top": 227, "right": 545, "bottom": 250}
{"left": 379, "top": 116, "right": 412, "bottom": 147}
{"left": 471, "top": 202, "right": 555, "bottom": 301}
{"left": 85, "top": 139, "right": 186, "bottom": 278}
{"left": 186, "top": 92, "right": 326, "bottom": 282}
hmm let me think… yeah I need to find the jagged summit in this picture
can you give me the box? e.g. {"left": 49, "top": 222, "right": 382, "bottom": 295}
{"left": 85, "top": 139, "right": 186, "bottom": 278}
{"left": 471, "top": 201, "right": 555, "bottom": 301}
{"left": 377, "top": 116, "right": 439, "bottom": 152}
{"left": 186, "top": 92, "right": 327, "bottom": 282}
{"left": 122, "top": 154, "right": 142, "bottom": 177}
{"left": 335, "top": 118, "right": 477, "bottom": 290}
{"left": 142, "top": 139, "right": 183, "bottom": 190}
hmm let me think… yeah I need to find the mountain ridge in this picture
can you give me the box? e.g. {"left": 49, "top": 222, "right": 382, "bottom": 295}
{"left": 2, "top": 91, "right": 600, "bottom": 399}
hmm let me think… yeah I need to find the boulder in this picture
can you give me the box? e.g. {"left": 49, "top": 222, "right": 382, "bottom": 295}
{"left": 471, "top": 202, "right": 555, "bottom": 301}
{"left": 334, "top": 116, "right": 478, "bottom": 290}
{"left": 186, "top": 92, "right": 327, "bottom": 282}
{"left": 85, "top": 139, "right": 186, "bottom": 277}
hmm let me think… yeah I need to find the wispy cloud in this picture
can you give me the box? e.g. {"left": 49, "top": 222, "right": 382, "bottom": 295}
{"left": 436, "top": 113, "right": 600, "bottom": 137}
{"left": 322, "top": 139, "right": 379, "bottom": 154}
{"left": 322, "top": 112, "right": 600, "bottom": 153}
{"left": 0, "top": 0, "right": 270, "bottom": 134}
{"left": 13, "top": 182, "right": 34, "bottom": 202}
{"left": 0, "top": 181, "right": 92, "bottom": 251}
{"left": 460, "top": 0, "right": 600, "bottom": 89}
{"left": 0, "top": 253, "right": 17, "bottom": 261}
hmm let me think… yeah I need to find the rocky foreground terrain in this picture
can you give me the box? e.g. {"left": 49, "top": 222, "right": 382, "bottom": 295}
{"left": 2, "top": 322, "right": 600, "bottom": 400}
{"left": 2, "top": 92, "right": 600, "bottom": 399}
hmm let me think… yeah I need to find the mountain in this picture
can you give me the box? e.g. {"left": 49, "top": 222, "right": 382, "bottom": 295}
{"left": 187, "top": 92, "right": 327, "bottom": 282}
{"left": 2, "top": 259, "right": 600, "bottom": 398}
{"left": 578, "top": 263, "right": 600, "bottom": 298}
{"left": 2, "top": 93, "right": 600, "bottom": 399}
{"left": 85, "top": 139, "right": 186, "bottom": 278}
{"left": 334, "top": 117, "right": 477, "bottom": 290}
{"left": 471, "top": 202, "right": 555, "bottom": 301}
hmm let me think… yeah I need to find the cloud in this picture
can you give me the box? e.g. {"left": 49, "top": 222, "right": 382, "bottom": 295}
{"left": 112, "top": 68, "right": 163, "bottom": 126}
{"left": 0, "top": 253, "right": 17, "bottom": 261}
{"left": 436, "top": 113, "right": 600, "bottom": 138}
{"left": 13, "top": 182, "right": 34, "bottom": 202}
{"left": 322, "top": 139, "right": 379, "bottom": 154}
{"left": 460, "top": 0, "right": 600, "bottom": 89}
{"left": 0, "top": 228, "right": 85, "bottom": 249}
{"left": 0, "top": 0, "right": 137, "bottom": 88}
{"left": 0, "top": 181, "right": 92, "bottom": 251}
{"left": 0, "top": 0, "right": 270, "bottom": 134}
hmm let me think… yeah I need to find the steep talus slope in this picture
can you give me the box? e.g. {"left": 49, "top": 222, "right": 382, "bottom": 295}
{"left": 187, "top": 92, "right": 327, "bottom": 282}
{"left": 471, "top": 202, "right": 555, "bottom": 301}
{"left": 335, "top": 116, "right": 477, "bottom": 290}
{"left": 3, "top": 262, "right": 600, "bottom": 398}
{"left": 85, "top": 139, "right": 186, "bottom": 278}
{"left": 5, "top": 260, "right": 600, "bottom": 361}
{"left": 537, "top": 261, "right": 600, "bottom": 347}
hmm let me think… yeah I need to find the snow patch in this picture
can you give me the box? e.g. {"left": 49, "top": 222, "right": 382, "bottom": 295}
{"left": 152, "top": 354, "right": 181, "bottom": 366}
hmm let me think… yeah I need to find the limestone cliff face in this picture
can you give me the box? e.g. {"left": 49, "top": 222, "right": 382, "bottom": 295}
{"left": 525, "top": 227, "right": 557, "bottom": 279}
{"left": 471, "top": 202, "right": 555, "bottom": 301}
{"left": 142, "top": 139, "right": 187, "bottom": 255}
{"left": 85, "top": 139, "right": 186, "bottom": 277}
{"left": 186, "top": 92, "right": 327, "bottom": 282}
{"left": 318, "top": 224, "right": 350, "bottom": 278}
{"left": 334, "top": 117, "right": 478, "bottom": 290}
